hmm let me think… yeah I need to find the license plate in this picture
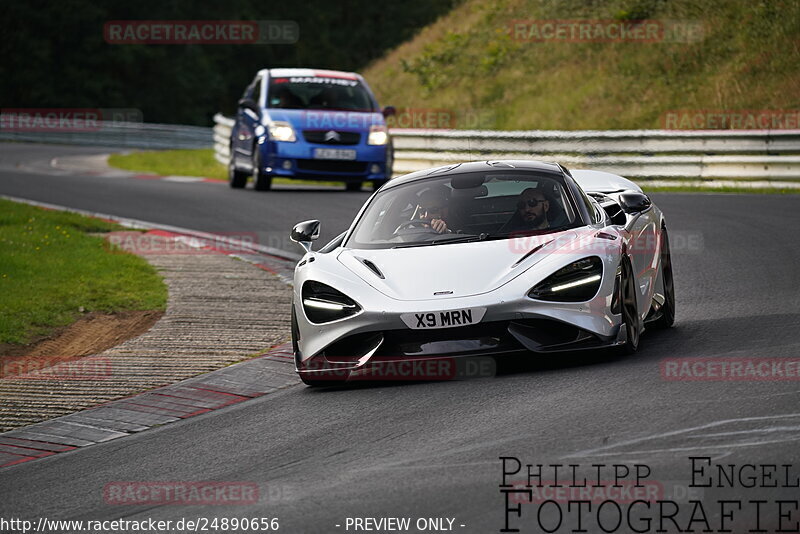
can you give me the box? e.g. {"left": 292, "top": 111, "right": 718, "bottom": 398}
{"left": 401, "top": 308, "right": 486, "bottom": 330}
{"left": 313, "top": 148, "right": 357, "bottom": 160}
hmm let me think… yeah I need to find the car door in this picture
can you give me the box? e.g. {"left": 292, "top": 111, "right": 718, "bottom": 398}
{"left": 624, "top": 199, "right": 660, "bottom": 320}
{"left": 232, "top": 75, "right": 263, "bottom": 170}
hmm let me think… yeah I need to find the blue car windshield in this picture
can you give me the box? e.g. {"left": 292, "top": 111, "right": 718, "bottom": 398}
{"left": 268, "top": 77, "right": 377, "bottom": 112}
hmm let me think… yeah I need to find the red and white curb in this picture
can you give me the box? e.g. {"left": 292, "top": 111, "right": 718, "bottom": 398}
{"left": 0, "top": 343, "right": 296, "bottom": 469}
{"left": 0, "top": 197, "right": 303, "bottom": 469}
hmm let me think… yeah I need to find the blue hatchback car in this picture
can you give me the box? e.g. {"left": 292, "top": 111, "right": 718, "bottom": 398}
{"left": 229, "top": 68, "right": 395, "bottom": 192}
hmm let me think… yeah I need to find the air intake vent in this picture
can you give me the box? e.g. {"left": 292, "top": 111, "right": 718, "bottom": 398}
{"left": 359, "top": 258, "right": 385, "bottom": 279}
{"left": 511, "top": 241, "right": 550, "bottom": 268}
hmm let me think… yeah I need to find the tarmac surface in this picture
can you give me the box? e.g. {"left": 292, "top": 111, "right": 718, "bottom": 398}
{"left": 1, "top": 143, "right": 798, "bottom": 533}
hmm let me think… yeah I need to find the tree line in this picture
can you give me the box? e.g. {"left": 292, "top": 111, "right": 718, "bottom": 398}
{"left": 1, "top": 0, "right": 459, "bottom": 125}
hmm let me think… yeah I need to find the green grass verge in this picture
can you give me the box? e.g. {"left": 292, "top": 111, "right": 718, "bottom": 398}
{"left": 0, "top": 199, "right": 167, "bottom": 344}
{"left": 109, "top": 149, "right": 225, "bottom": 180}
{"left": 108, "top": 149, "right": 345, "bottom": 187}
{"left": 364, "top": 0, "right": 799, "bottom": 130}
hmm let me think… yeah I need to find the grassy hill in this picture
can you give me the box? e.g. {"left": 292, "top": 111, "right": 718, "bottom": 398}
{"left": 363, "top": 0, "right": 799, "bottom": 130}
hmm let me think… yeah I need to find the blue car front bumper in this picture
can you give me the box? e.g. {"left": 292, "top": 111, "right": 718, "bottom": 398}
{"left": 258, "top": 139, "right": 390, "bottom": 181}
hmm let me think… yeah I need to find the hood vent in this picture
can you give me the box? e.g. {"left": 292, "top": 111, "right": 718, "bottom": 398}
{"left": 511, "top": 241, "right": 550, "bottom": 268}
{"left": 359, "top": 257, "right": 385, "bottom": 279}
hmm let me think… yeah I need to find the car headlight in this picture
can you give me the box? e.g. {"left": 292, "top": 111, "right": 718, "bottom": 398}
{"left": 367, "top": 125, "right": 388, "bottom": 145}
{"left": 528, "top": 257, "right": 603, "bottom": 302}
{"left": 268, "top": 121, "right": 296, "bottom": 142}
{"left": 302, "top": 281, "right": 361, "bottom": 323}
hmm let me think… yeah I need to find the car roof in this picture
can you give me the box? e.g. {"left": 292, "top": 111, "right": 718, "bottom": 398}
{"left": 383, "top": 160, "right": 565, "bottom": 190}
{"left": 261, "top": 68, "right": 360, "bottom": 80}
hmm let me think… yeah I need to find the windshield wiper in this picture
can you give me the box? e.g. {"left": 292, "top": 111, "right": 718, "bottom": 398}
{"left": 393, "top": 230, "right": 567, "bottom": 248}
{"left": 392, "top": 234, "right": 481, "bottom": 248}
{"left": 482, "top": 226, "right": 571, "bottom": 241}
{"left": 431, "top": 233, "right": 486, "bottom": 245}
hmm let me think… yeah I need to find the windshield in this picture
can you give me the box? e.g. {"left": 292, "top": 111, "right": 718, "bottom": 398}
{"left": 345, "top": 170, "right": 585, "bottom": 250}
{"left": 267, "top": 76, "right": 377, "bottom": 112}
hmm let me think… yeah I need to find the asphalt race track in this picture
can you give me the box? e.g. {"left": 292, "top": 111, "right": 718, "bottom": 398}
{"left": 0, "top": 143, "right": 371, "bottom": 256}
{"left": 1, "top": 143, "right": 799, "bottom": 533}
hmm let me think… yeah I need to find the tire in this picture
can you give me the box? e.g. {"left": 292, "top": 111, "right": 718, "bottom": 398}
{"left": 386, "top": 143, "right": 394, "bottom": 176}
{"left": 345, "top": 181, "right": 362, "bottom": 192}
{"left": 372, "top": 145, "right": 393, "bottom": 191}
{"left": 618, "top": 257, "right": 641, "bottom": 355}
{"left": 291, "top": 302, "right": 300, "bottom": 358}
{"left": 253, "top": 150, "right": 272, "bottom": 191}
{"left": 228, "top": 150, "right": 248, "bottom": 189}
{"left": 653, "top": 226, "right": 676, "bottom": 328}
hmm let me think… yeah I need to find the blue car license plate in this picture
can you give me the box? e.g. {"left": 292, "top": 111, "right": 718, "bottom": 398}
{"left": 313, "top": 148, "right": 357, "bottom": 160}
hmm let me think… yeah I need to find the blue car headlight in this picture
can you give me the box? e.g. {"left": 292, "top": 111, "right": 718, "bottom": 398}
{"left": 528, "top": 257, "right": 603, "bottom": 302}
{"left": 367, "top": 125, "right": 389, "bottom": 145}
{"left": 268, "top": 121, "right": 296, "bottom": 142}
{"left": 302, "top": 281, "right": 361, "bottom": 323}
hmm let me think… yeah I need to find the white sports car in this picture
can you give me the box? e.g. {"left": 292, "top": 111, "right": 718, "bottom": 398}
{"left": 290, "top": 160, "right": 674, "bottom": 385}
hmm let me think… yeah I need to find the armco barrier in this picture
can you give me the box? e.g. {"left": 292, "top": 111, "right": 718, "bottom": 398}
{"left": 390, "top": 150, "right": 800, "bottom": 179}
{"left": 213, "top": 113, "right": 235, "bottom": 165}
{"left": 389, "top": 128, "right": 800, "bottom": 155}
{"left": 212, "top": 115, "right": 800, "bottom": 180}
{"left": 2, "top": 110, "right": 797, "bottom": 180}
{"left": 0, "top": 115, "right": 212, "bottom": 150}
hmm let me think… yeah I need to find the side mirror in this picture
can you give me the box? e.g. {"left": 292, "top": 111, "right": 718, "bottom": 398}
{"left": 618, "top": 191, "right": 652, "bottom": 214}
{"left": 238, "top": 98, "right": 260, "bottom": 115}
{"left": 382, "top": 106, "right": 396, "bottom": 118}
{"left": 290, "top": 220, "right": 321, "bottom": 252}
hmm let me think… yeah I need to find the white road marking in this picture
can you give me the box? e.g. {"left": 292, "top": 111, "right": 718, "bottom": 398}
{"left": 562, "top": 413, "right": 800, "bottom": 459}
{"left": 570, "top": 437, "right": 800, "bottom": 458}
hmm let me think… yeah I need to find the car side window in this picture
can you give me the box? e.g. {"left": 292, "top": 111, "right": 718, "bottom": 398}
{"left": 576, "top": 187, "right": 601, "bottom": 224}
{"left": 590, "top": 197, "right": 606, "bottom": 224}
{"left": 251, "top": 77, "right": 262, "bottom": 107}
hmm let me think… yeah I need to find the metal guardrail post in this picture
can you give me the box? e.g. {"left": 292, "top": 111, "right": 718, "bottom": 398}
{"left": 212, "top": 113, "right": 234, "bottom": 166}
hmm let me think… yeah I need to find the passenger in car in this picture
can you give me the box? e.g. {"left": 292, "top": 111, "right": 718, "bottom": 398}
{"left": 499, "top": 188, "right": 551, "bottom": 233}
